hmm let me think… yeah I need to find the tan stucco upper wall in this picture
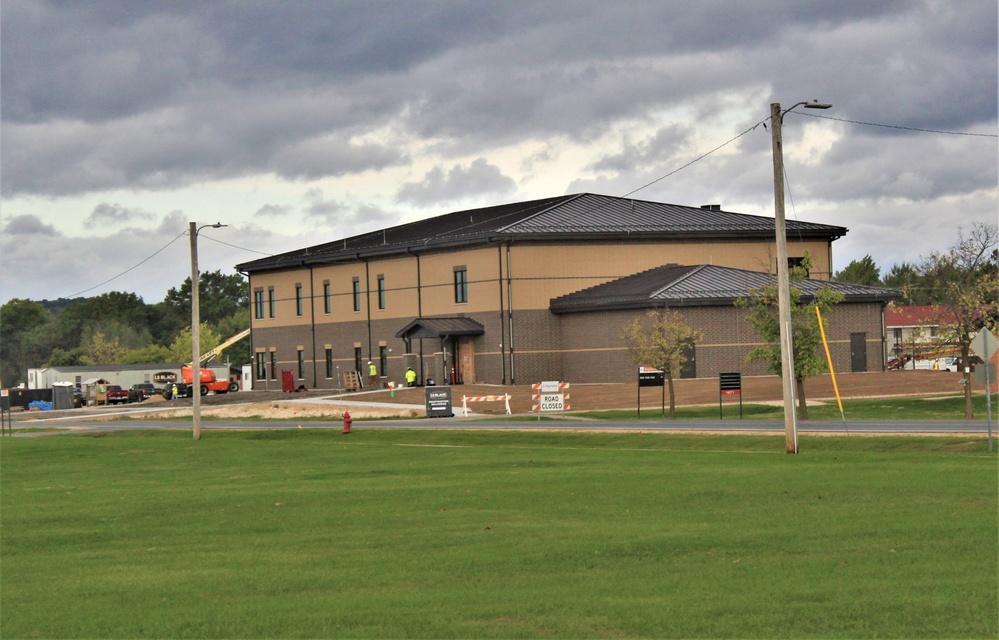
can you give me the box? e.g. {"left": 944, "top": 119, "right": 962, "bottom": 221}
{"left": 507, "top": 239, "right": 831, "bottom": 308}
{"left": 248, "top": 237, "right": 833, "bottom": 327}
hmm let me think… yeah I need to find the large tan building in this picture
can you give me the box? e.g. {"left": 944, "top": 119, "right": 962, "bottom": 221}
{"left": 236, "top": 193, "right": 896, "bottom": 388}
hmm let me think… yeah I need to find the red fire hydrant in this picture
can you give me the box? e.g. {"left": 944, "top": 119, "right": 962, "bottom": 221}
{"left": 342, "top": 411, "right": 352, "bottom": 434}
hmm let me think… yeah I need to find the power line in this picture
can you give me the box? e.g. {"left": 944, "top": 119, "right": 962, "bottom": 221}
{"left": 200, "top": 234, "right": 272, "bottom": 256}
{"left": 61, "top": 231, "right": 188, "bottom": 299}
{"left": 620, "top": 120, "right": 766, "bottom": 199}
{"left": 796, "top": 111, "right": 998, "bottom": 137}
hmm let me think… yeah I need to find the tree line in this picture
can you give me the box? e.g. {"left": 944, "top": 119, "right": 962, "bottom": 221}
{"left": 1, "top": 270, "right": 249, "bottom": 388}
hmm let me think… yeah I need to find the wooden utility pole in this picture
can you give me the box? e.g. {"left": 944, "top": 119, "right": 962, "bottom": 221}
{"left": 769, "top": 100, "right": 832, "bottom": 454}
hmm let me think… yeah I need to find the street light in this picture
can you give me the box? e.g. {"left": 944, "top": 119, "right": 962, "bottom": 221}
{"left": 770, "top": 100, "right": 832, "bottom": 454}
{"left": 190, "top": 221, "right": 226, "bottom": 440}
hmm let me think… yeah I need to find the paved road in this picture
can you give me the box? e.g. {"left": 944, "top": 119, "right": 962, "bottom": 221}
{"left": 5, "top": 414, "right": 993, "bottom": 437}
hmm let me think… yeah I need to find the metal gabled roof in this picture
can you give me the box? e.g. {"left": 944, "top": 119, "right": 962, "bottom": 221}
{"left": 237, "top": 193, "right": 848, "bottom": 273}
{"left": 395, "top": 316, "right": 486, "bottom": 340}
{"left": 550, "top": 264, "right": 901, "bottom": 314}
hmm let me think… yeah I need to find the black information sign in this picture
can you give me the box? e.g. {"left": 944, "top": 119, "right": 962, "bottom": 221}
{"left": 719, "top": 372, "right": 743, "bottom": 418}
{"left": 425, "top": 386, "right": 453, "bottom": 418}
{"left": 638, "top": 370, "right": 665, "bottom": 387}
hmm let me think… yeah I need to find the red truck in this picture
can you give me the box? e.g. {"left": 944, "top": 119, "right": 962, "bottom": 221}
{"left": 104, "top": 385, "right": 130, "bottom": 405}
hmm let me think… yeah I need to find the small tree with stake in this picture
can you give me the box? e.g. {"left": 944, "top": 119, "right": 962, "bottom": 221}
{"left": 736, "top": 257, "right": 844, "bottom": 420}
{"left": 918, "top": 222, "right": 999, "bottom": 420}
{"left": 621, "top": 308, "right": 702, "bottom": 419}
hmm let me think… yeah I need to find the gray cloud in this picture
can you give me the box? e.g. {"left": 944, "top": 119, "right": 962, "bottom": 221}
{"left": 86, "top": 202, "right": 154, "bottom": 224}
{"left": 0, "top": 0, "right": 995, "bottom": 304}
{"left": 2, "top": 214, "right": 59, "bottom": 236}
{"left": 396, "top": 159, "right": 516, "bottom": 206}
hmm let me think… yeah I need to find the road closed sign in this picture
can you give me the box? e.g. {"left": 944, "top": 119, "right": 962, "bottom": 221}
{"left": 533, "top": 381, "right": 570, "bottom": 413}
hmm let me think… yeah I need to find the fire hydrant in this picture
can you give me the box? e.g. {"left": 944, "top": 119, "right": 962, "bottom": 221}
{"left": 342, "top": 411, "right": 352, "bottom": 434}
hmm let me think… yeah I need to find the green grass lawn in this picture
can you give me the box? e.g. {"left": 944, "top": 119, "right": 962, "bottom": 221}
{"left": 581, "top": 393, "right": 998, "bottom": 421}
{"left": 2, "top": 430, "right": 996, "bottom": 639}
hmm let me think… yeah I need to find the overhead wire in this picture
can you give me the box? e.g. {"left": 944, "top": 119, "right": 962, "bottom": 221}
{"left": 61, "top": 230, "right": 188, "bottom": 299}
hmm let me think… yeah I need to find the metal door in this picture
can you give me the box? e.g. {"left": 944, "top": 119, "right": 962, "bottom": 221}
{"left": 850, "top": 333, "right": 867, "bottom": 372}
{"left": 680, "top": 341, "right": 697, "bottom": 379}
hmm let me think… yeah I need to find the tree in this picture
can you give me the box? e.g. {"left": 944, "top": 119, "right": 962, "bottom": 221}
{"left": 0, "top": 298, "right": 50, "bottom": 386}
{"left": 882, "top": 262, "right": 927, "bottom": 305}
{"left": 736, "top": 260, "right": 845, "bottom": 419}
{"left": 82, "top": 331, "right": 128, "bottom": 366}
{"left": 834, "top": 255, "right": 880, "bottom": 286}
{"left": 168, "top": 323, "right": 222, "bottom": 363}
{"left": 918, "top": 223, "right": 999, "bottom": 419}
{"left": 620, "top": 308, "right": 702, "bottom": 419}
{"left": 162, "top": 270, "right": 248, "bottom": 327}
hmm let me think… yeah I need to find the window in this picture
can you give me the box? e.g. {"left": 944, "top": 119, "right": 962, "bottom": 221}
{"left": 325, "top": 348, "right": 333, "bottom": 379}
{"left": 323, "top": 281, "right": 331, "bottom": 314}
{"left": 268, "top": 287, "right": 276, "bottom": 318}
{"left": 255, "top": 352, "right": 266, "bottom": 379}
{"left": 297, "top": 349, "right": 305, "bottom": 379}
{"left": 783, "top": 257, "right": 810, "bottom": 277}
{"left": 254, "top": 290, "right": 265, "bottom": 319}
{"left": 454, "top": 268, "right": 468, "bottom": 303}
{"left": 354, "top": 347, "right": 363, "bottom": 374}
{"left": 379, "top": 345, "right": 388, "bottom": 378}
{"left": 893, "top": 328, "right": 903, "bottom": 343}
{"left": 270, "top": 351, "right": 277, "bottom": 380}
{"left": 295, "top": 284, "right": 303, "bottom": 316}
{"left": 352, "top": 278, "right": 361, "bottom": 312}
{"left": 377, "top": 276, "right": 386, "bottom": 310}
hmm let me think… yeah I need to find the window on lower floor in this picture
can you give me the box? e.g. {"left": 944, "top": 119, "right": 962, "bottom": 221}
{"left": 325, "top": 348, "right": 333, "bottom": 379}
{"left": 354, "top": 347, "right": 362, "bottom": 374}
{"left": 255, "top": 352, "right": 266, "bottom": 379}
{"left": 379, "top": 345, "right": 388, "bottom": 378}
{"left": 297, "top": 349, "right": 305, "bottom": 379}
{"left": 270, "top": 351, "right": 277, "bottom": 380}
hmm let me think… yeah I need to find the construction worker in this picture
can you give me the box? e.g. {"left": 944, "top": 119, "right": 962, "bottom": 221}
{"left": 368, "top": 361, "right": 378, "bottom": 387}
{"left": 405, "top": 367, "right": 417, "bottom": 387}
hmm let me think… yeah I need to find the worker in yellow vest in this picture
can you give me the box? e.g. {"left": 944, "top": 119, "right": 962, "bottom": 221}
{"left": 368, "top": 361, "right": 378, "bottom": 387}
{"left": 405, "top": 367, "right": 417, "bottom": 387}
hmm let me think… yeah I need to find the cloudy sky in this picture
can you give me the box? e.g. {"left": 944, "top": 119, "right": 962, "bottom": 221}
{"left": 2, "top": 0, "right": 996, "bottom": 304}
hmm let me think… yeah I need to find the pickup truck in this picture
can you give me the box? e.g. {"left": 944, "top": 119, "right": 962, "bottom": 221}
{"left": 128, "top": 383, "right": 161, "bottom": 403}
{"left": 105, "top": 385, "right": 130, "bottom": 405}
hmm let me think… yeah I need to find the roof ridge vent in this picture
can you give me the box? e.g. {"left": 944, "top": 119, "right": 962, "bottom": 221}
{"left": 700, "top": 204, "right": 721, "bottom": 211}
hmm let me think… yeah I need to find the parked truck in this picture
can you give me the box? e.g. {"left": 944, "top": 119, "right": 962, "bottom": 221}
{"left": 104, "top": 385, "right": 130, "bottom": 405}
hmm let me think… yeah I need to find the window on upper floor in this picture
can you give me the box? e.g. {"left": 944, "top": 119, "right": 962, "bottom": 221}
{"left": 268, "top": 287, "right": 276, "bottom": 318}
{"left": 254, "top": 290, "right": 265, "bottom": 319}
{"left": 454, "top": 267, "right": 468, "bottom": 304}
{"left": 377, "top": 276, "right": 386, "bottom": 310}
{"left": 352, "top": 278, "right": 361, "bottom": 312}
{"left": 295, "top": 284, "right": 303, "bottom": 316}
{"left": 323, "top": 281, "right": 331, "bottom": 314}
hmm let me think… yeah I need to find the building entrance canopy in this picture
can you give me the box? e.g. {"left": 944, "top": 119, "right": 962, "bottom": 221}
{"left": 395, "top": 317, "right": 485, "bottom": 340}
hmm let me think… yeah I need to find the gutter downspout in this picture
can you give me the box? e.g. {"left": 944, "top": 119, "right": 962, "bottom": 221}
{"left": 364, "top": 259, "right": 372, "bottom": 361}
{"left": 309, "top": 265, "right": 317, "bottom": 388}
{"left": 498, "top": 244, "right": 507, "bottom": 384}
{"left": 506, "top": 243, "right": 516, "bottom": 385}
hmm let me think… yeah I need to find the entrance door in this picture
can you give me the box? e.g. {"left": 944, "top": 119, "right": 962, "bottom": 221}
{"left": 850, "top": 333, "right": 867, "bottom": 372}
{"left": 457, "top": 337, "right": 476, "bottom": 384}
{"left": 680, "top": 341, "right": 696, "bottom": 379}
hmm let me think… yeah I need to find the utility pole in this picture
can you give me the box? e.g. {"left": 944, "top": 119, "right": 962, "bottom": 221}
{"left": 770, "top": 101, "right": 832, "bottom": 454}
{"left": 190, "top": 221, "right": 226, "bottom": 440}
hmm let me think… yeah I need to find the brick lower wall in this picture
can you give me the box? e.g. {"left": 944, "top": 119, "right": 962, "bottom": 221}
{"left": 251, "top": 302, "right": 887, "bottom": 389}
